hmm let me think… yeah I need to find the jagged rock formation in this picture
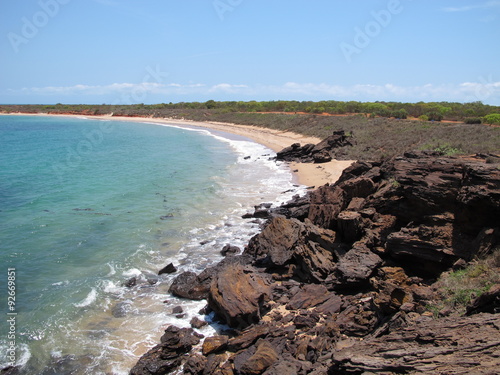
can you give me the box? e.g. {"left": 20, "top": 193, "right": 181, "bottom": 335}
{"left": 276, "top": 131, "right": 353, "bottom": 163}
{"left": 131, "top": 151, "right": 500, "bottom": 375}
{"left": 330, "top": 313, "right": 500, "bottom": 374}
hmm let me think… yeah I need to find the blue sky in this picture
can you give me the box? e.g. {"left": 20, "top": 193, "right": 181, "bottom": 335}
{"left": 1, "top": 0, "right": 499, "bottom": 105}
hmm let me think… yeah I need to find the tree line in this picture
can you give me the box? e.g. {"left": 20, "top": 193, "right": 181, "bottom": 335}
{"left": 1, "top": 100, "right": 500, "bottom": 124}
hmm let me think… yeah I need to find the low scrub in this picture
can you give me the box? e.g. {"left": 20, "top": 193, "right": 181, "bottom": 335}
{"left": 427, "top": 249, "right": 500, "bottom": 317}
{"left": 484, "top": 113, "right": 500, "bottom": 125}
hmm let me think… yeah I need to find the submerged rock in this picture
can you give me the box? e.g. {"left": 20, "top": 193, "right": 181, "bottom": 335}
{"left": 158, "top": 263, "right": 177, "bottom": 275}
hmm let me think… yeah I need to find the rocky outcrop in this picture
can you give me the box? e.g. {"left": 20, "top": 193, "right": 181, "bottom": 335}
{"left": 169, "top": 255, "right": 253, "bottom": 300}
{"left": 208, "top": 263, "right": 272, "bottom": 329}
{"left": 130, "top": 326, "right": 202, "bottom": 375}
{"left": 330, "top": 313, "right": 500, "bottom": 374}
{"left": 276, "top": 131, "right": 353, "bottom": 163}
{"left": 131, "top": 151, "right": 500, "bottom": 375}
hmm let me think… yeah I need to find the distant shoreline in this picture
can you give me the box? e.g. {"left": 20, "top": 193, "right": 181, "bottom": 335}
{"left": 0, "top": 112, "right": 354, "bottom": 188}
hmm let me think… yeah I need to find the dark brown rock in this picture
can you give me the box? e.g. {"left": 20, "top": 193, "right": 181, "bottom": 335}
{"left": 314, "top": 294, "right": 343, "bottom": 315}
{"left": 202, "top": 335, "right": 229, "bottom": 356}
{"left": 246, "top": 218, "right": 337, "bottom": 283}
{"left": 124, "top": 277, "right": 137, "bottom": 288}
{"left": 277, "top": 131, "right": 353, "bottom": 164}
{"left": 245, "top": 217, "right": 302, "bottom": 265}
{"left": 307, "top": 184, "right": 346, "bottom": 229}
{"left": 293, "top": 312, "right": 320, "bottom": 329}
{"left": 190, "top": 317, "right": 208, "bottom": 329}
{"left": 337, "top": 211, "right": 363, "bottom": 243}
{"left": 208, "top": 264, "right": 272, "bottom": 329}
{"left": 130, "top": 326, "right": 202, "bottom": 375}
{"left": 330, "top": 313, "right": 500, "bottom": 374}
{"left": 336, "top": 295, "right": 379, "bottom": 337}
{"left": 466, "top": 284, "right": 500, "bottom": 315}
{"left": 169, "top": 272, "right": 209, "bottom": 300}
{"left": 386, "top": 223, "right": 464, "bottom": 276}
{"left": 228, "top": 323, "right": 273, "bottom": 351}
{"left": 221, "top": 244, "right": 240, "bottom": 256}
{"left": 239, "top": 340, "right": 278, "bottom": 375}
{"left": 371, "top": 267, "right": 413, "bottom": 314}
{"left": 335, "top": 244, "right": 382, "bottom": 286}
{"left": 183, "top": 353, "right": 207, "bottom": 375}
{"left": 158, "top": 263, "right": 177, "bottom": 275}
{"left": 286, "top": 284, "right": 330, "bottom": 310}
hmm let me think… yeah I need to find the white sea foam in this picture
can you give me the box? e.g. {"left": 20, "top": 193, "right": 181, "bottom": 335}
{"left": 51, "top": 280, "right": 69, "bottom": 286}
{"left": 16, "top": 344, "right": 32, "bottom": 367}
{"left": 74, "top": 288, "right": 98, "bottom": 308}
{"left": 122, "top": 268, "right": 142, "bottom": 278}
{"left": 106, "top": 263, "right": 116, "bottom": 276}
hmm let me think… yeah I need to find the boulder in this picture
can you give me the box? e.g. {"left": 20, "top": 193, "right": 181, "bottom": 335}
{"left": 168, "top": 272, "right": 209, "bottom": 300}
{"left": 246, "top": 217, "right": 337, "bottom": 283}
{"left": 466, "top": 284, "right": 500, "bottom": 315}
{"left": 335, "top": 244, "right": 382, "bottom": 286}
{"left": 158, "top": 263, "right": 177, "bottom": 275}
{"left": 130, "top": 326, "right": 202, "bottom": 375}
{"left": 169, "top": 256, "right": 253, "bottom": 301}
{"left": 245, "top": 217, "right": 302, "bottom": 265}
{"left": 190, "top": 317, "right": 208, "bottom": 329}
{"left": 208, "top": 264, "right": 272, "bottom": 329}
{"left": 238, "top": 340, "right": 278, "bottom": 375}
{"left": 276, "top": 131, "right": 353, "bottom": 163}
{"left": 221, "top": 244, "right": 240, "bottom": 257}
{"left": 202, "top": 336, "right": 229, "bottom": 356}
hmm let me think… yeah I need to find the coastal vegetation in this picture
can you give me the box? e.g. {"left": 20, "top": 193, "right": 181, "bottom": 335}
{"left": 2, "top": 100, "right": 499, "bottom": 122}
{"left": 427, "top": 247, "right": 500, "bottom": 317}
{"left": 2, "top": 102, "right": 499, "bottom": 160}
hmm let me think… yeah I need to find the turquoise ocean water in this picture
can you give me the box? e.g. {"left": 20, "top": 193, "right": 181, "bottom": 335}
{"left": 0, "top": 115, "right": 303, "bottom": 374}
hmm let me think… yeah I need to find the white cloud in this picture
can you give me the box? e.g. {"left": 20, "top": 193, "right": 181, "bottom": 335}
{"left": 5, "top": 81, "right": 500, "bottom": 104}
{"left": 209, "top": 83, "right": 249, "bottom": 92}
{"left": 442, "top": 0, "right": 500, "bottom": 12}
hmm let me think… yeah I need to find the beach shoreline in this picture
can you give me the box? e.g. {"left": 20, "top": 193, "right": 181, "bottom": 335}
{"left": 0, "top": 112, "right": 354, "bottom": 187}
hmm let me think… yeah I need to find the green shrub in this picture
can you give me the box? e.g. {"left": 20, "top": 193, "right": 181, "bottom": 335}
{"left": 391, "top": 109, "right": 408, "bottom": 119}
{"left": 483, "top": 113, "right": 500, "bottom": 125}
{"left": 426, "top": 112, "right": 443, "bottom": 121}
{"left": 434, "top": 143, "right": 463, "bottom": 156}
{"left": 419, "top": 114, "right": 429, "bottom": 121}
{"left": 464, "top": 117, "right": 482, "bottom": 124}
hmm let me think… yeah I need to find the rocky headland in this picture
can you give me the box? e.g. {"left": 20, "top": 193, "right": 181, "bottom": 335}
{"left": 129, "top": 136, "right": 500, "bottom": 375}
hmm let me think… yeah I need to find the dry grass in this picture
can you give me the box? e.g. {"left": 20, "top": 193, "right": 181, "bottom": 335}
{"left": 196, "top": 112, "right": 500, "bottom": 161}
{"left": 427, "top": 249, "right": 500, "bottom": 317}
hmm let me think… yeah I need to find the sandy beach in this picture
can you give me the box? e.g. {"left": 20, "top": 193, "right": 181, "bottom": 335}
{"left": 1, "top": 113, "right": 354, "bottom": 187}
